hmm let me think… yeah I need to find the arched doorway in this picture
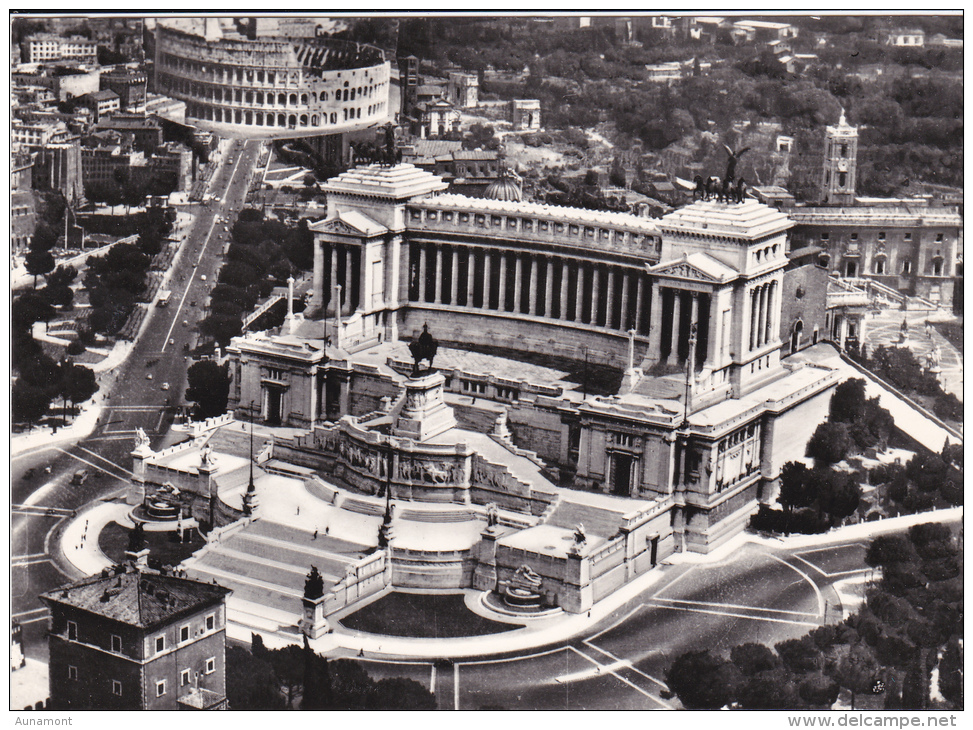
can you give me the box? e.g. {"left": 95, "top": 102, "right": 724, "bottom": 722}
{"left": 791, "top": 320, "right": 804, "bottom": 354}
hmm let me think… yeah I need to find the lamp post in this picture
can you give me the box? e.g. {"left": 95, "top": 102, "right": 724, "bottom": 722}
{"left": 243, "top": 400, "right": 257, "bottom": 515}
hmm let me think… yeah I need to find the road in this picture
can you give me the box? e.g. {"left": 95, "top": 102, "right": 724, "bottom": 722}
{"left": 11, "top": 137, "right": 263, "bottom": 659}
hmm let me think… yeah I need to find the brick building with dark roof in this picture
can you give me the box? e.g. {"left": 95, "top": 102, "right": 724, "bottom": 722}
{"left": 40, "top": 567, "right": 231, "bottom": 710}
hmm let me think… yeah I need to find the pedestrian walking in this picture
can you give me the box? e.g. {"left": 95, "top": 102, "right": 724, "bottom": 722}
{"left": 296, "top": 506, "right": 300, "bottom": 516}
{"left": 313, "top": 529, "right": 318, "bottom": 539}
{"left": 324, "top": 526, "right": 329, "bottom": 536}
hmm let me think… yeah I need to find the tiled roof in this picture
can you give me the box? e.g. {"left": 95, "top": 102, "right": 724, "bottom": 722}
{"left": 40, "top": 570, "right": 230, "bottom": 629}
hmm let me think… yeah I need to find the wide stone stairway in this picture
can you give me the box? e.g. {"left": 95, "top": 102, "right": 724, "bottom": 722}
{"left": 183, "top": 519, "right": 371, "bottom": 630}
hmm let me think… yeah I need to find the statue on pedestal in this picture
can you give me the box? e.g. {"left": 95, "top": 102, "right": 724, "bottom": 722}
{"left": 408, "top": 323, "right": 439, "bottom": 377}
{"left": 134, "top": 427, "right": 150, "bottom": 451}
{"left": 304, "top": 566, "right": 325, "bottom": 600}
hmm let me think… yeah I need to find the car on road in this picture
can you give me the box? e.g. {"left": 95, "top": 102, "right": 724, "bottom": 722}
{"left": 71, "top": 470, "right": 89, "bottom": 486}
{"left": 201, "top": 275, "right": 207, "bottom": 281}
{"left": 161, "top": 382, "right": 170, "bottom": 391}
{"left": 146, "top": 373, "right": 153, "bottom": 380}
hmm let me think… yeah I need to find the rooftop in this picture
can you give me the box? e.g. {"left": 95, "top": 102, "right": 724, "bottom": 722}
{"left": 40, "top": 570, "right": 230, "bottom": 628}
{"left": 416, "top": 193, "right": 661, "bottom": 233}
{"left": 322, "top": 163, "right": 448, "bottom": 202}
{"left": 659, "top": 199, "right": 793, "bottom": 241}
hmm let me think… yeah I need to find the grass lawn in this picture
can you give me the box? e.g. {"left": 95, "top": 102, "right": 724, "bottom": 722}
{"left": 339, "top": 592, "right": 516, "bottom": 638}
{"left": 99, "top": 521, "right": 206, "bottom": 568}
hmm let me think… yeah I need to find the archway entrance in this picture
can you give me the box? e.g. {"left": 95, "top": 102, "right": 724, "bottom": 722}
{"left": 265, "top": 388, "right": 283, "bottom": 426}
{"left": 610, "top": 452, "right": 635, "bottom": 496}
{"left": 791, "top": 320, "right": 804, "bottom": 354}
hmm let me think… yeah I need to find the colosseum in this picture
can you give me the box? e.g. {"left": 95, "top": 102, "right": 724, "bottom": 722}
{"left": 153, "top": 18, "right": 391, "bottom": 138}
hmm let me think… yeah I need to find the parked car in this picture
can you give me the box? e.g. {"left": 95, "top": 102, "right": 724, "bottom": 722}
{"left": 71, "top": 470, "right": 89, "bottom": 486}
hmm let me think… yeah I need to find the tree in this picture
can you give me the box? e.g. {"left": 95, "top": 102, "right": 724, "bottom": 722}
{"left": 778, "top": 461, "right": 813, "bottom": 515}
{"left": 371, "top": 677, "right": 436, "bottom": 709}
{"left": 866, "top": 534, "right": 918, "bottom": 568}
{"left": 834, "top": 643, "right": 878, "bottom": 711}
{"left": 12, "top": 381, "right": 52, "bottom": 429}
{"left": 731, "top": 643, "right": 780, "bottom": 675}
{"left": 12, "top": 292, "right": 55, "bottom": 335}
{"left": 775, "top": 637, "right": 823, "bottom": 674}
{"left": 665, "top": 650, "right": 741, "bottom": 709}
{"left": 300, "top": 635, "right": 333, "bottom": 709}
{"left": 225, "top": 646, "right": 285, "bottom": 710}
{"left": 806, "top": 421, "right": 853, "bottom": 464}
{"left": 738, "top": 668, "right": 802, "bottom": 709}
{"left": 608, "top": 156, "right": 627, "bottom": 188}
{"left": 61, "top": 363, "right": 99, "bottom": 413}
{"left": 830, "top": 378, "right": 868, "bottom": 424}
{"left": 25, "top": 248, "right": 56, "bottom": 288}
{"left": 814, "top": 469, "right": 860, "bottom": 526}
{"left": 185, "top": 361, "right": 231, "bottom": 419}
{"left": 937, "top": 636, "right": 963, "bottom": 706}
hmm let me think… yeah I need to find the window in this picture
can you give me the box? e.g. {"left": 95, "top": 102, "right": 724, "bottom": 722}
{"left": 206, "top": 614, "right": 215, "bottom": 631}
{"left": 155, "top": 636, "right": 165, "bottom": 653}
{"left": 180, "top": 669, "right": 191, "bottom": 687}
{"left": 205, "top": 657, "right": 216, "bottom": 674}
{"left": 820, "top": 232, "right": 829, "bottom": 241}
{"left": 874, "top": 258, "right": 885, "bottom": 275}
{"left": 156, "top": 680, "right": 166, "bottom": 697}
{"left": 179, "top": 625, "right": 190, "bottom": 643}
{"left": 904, "top": 232, "right": 912, "bottom": 241}
{"left": 68, "top": 665, "right": 78, "bottom": 680}
{"left": 112, "top": 680, "right": 123, "bottom": 696}
{"left": 267, "top": 368, "right": 285, "bottom": 381}
{"left": 936, "top": 233, "right": 944, "bottom": 243}
{"left": 878, "top": 232, "right": 886, "bottom": 241}
{"left": 67, "top": 621, "right": 77, "bottom": 641}
{"left": 933, "top": 260, "right": 943, "bottom": 276}
{"left": 111, "top": 634, "right": 122, "bottom": 653}
{"left": 902, "top": 260, "right": 912, "bottom": 275}
{"left": 850, "top": 233, "right": 858, "bottom": 241}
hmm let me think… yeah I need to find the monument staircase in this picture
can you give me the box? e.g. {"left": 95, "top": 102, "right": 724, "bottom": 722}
{"left": 183, "top": 519, "right": 370, "bottom": 628}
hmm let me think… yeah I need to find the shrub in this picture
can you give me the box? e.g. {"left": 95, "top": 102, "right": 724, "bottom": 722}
{"left": 806, "top": 421, "right": 853, "bottom": 464}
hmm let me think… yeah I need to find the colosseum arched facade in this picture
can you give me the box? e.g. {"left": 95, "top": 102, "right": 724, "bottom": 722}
{"left": 154, "top": 21, "right": 391, "bottom": 138}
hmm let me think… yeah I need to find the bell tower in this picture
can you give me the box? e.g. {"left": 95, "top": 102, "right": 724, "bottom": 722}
{"left": 821, "top": 109, "right": 858, "bottom": 205}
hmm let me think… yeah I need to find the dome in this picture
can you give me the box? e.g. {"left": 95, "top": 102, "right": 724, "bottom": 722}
{"left": 484, "top": 175, "right": 522, "bottom": 202}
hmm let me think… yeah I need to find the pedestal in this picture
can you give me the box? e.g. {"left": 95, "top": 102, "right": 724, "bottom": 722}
{"left": 125, "top": 548, "right": 149, "bottom": 569}
{"left": 299, "top": 595, "right": 331, "bottom": 639}
{"left": 392, "top": 370, "right": 457, "bottom": 442}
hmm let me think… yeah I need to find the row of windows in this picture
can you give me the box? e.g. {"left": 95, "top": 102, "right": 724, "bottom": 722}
{"left": 822, "top": 231, "right": 946, "bottom": 244}
{"left": 410, "top": 208, "right": 660, "bottom": 249}
{"left": 65, "top": 613, "right": 215, "bottom": 654}
{"left": 180, "top": 97, "right": 381, "bottom": 128}
{"left": 67, "top": 660, "right": 215, "bottom": 698}
{"left": 753, "top": 243, "right": 779, "bottom": 263}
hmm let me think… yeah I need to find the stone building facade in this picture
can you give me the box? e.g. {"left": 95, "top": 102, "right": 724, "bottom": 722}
{"left": 224, "top": 163, "right": 840, "bottom": 555}
{"left": 40, "top": 569, "right": 230, "bottom": 710}
{"left": 154, "top": 19, "right": 390, "bottom": 138}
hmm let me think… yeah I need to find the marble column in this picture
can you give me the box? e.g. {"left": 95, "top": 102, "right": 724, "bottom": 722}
{"left": 310, "top": 240, "right": 325, "bottom": 312}
{"left": 344, "top": 249, "right": 354, "bottom": 314}
{"left": 766, "top": 280, "right": 777, "bottom": 344}
{"left": 757, "top": 284, "right": 767, "bottom": 348}
{"left": 329, "top": 245, "right": 339, "bottom": 315}
{"left": 648, "top": 282, "right": 663, "bottom": 361}
{"left": 634, "top": 275, "right": 645, "bottom": 334}
{"left": 465, "top": 249, "right": 476, "bottom": 307}
{"left": 670, "top": 290, "right": 683, "bottom": 361}
{"left": 560, "top": 261, "right": 570, "bottom": 320}
{"left": 514, "top": 254, "right": 524, "bottom": 314}
{"left": 449, "top": 247, "right": 459, "bottom": 306}
{"left": 574, "top": 264, "right": 585, "bottom": 321}
{"left": 619, "top": 273, "right": 631, "bottom": 331}
{"left": 418, "top": 244, "right": 428, "bottom": 303}
{"left": 605, "top": 268, "right": 616, "bottom": 329}
{"left": 498, "top": 252, "right": 508, "bottom": 311}
{"left": 589, "top": 265, "right": 601, "bottom": 325}
{"left": 749, "top": 288, "right": 758, "bottom": 351}
{"left": 528, "top": 256, "right": 538, "bottom": 315}
{"left": 482, "top": 251, "right": 492, "bottom": 309}
{"left": 690, "top": 293, "right": 700, "bottom": 367}
{"left": 544, "top": 258, "right": 554, "bottom": 318}
{"left": 434, "top": 245, "right": 443, "bottom": 305}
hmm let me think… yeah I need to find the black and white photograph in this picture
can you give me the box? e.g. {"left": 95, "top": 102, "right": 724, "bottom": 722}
{"left": 9, "top": 10, "right": 963, "bottom": 718}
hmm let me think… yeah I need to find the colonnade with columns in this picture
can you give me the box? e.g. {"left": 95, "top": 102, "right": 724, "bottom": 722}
{"left": 407, "top": 242, "right": 653, "bottom": 335}
{"left": 311, "top": 242, "right": 362, "bottom": 316}
{"left": 748, "top": 280, "right": 779, "bottom": 351}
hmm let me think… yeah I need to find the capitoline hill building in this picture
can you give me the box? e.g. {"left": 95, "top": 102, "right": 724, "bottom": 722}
{"left": 218, "top": 162, "right": 840, "bottom": 563}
